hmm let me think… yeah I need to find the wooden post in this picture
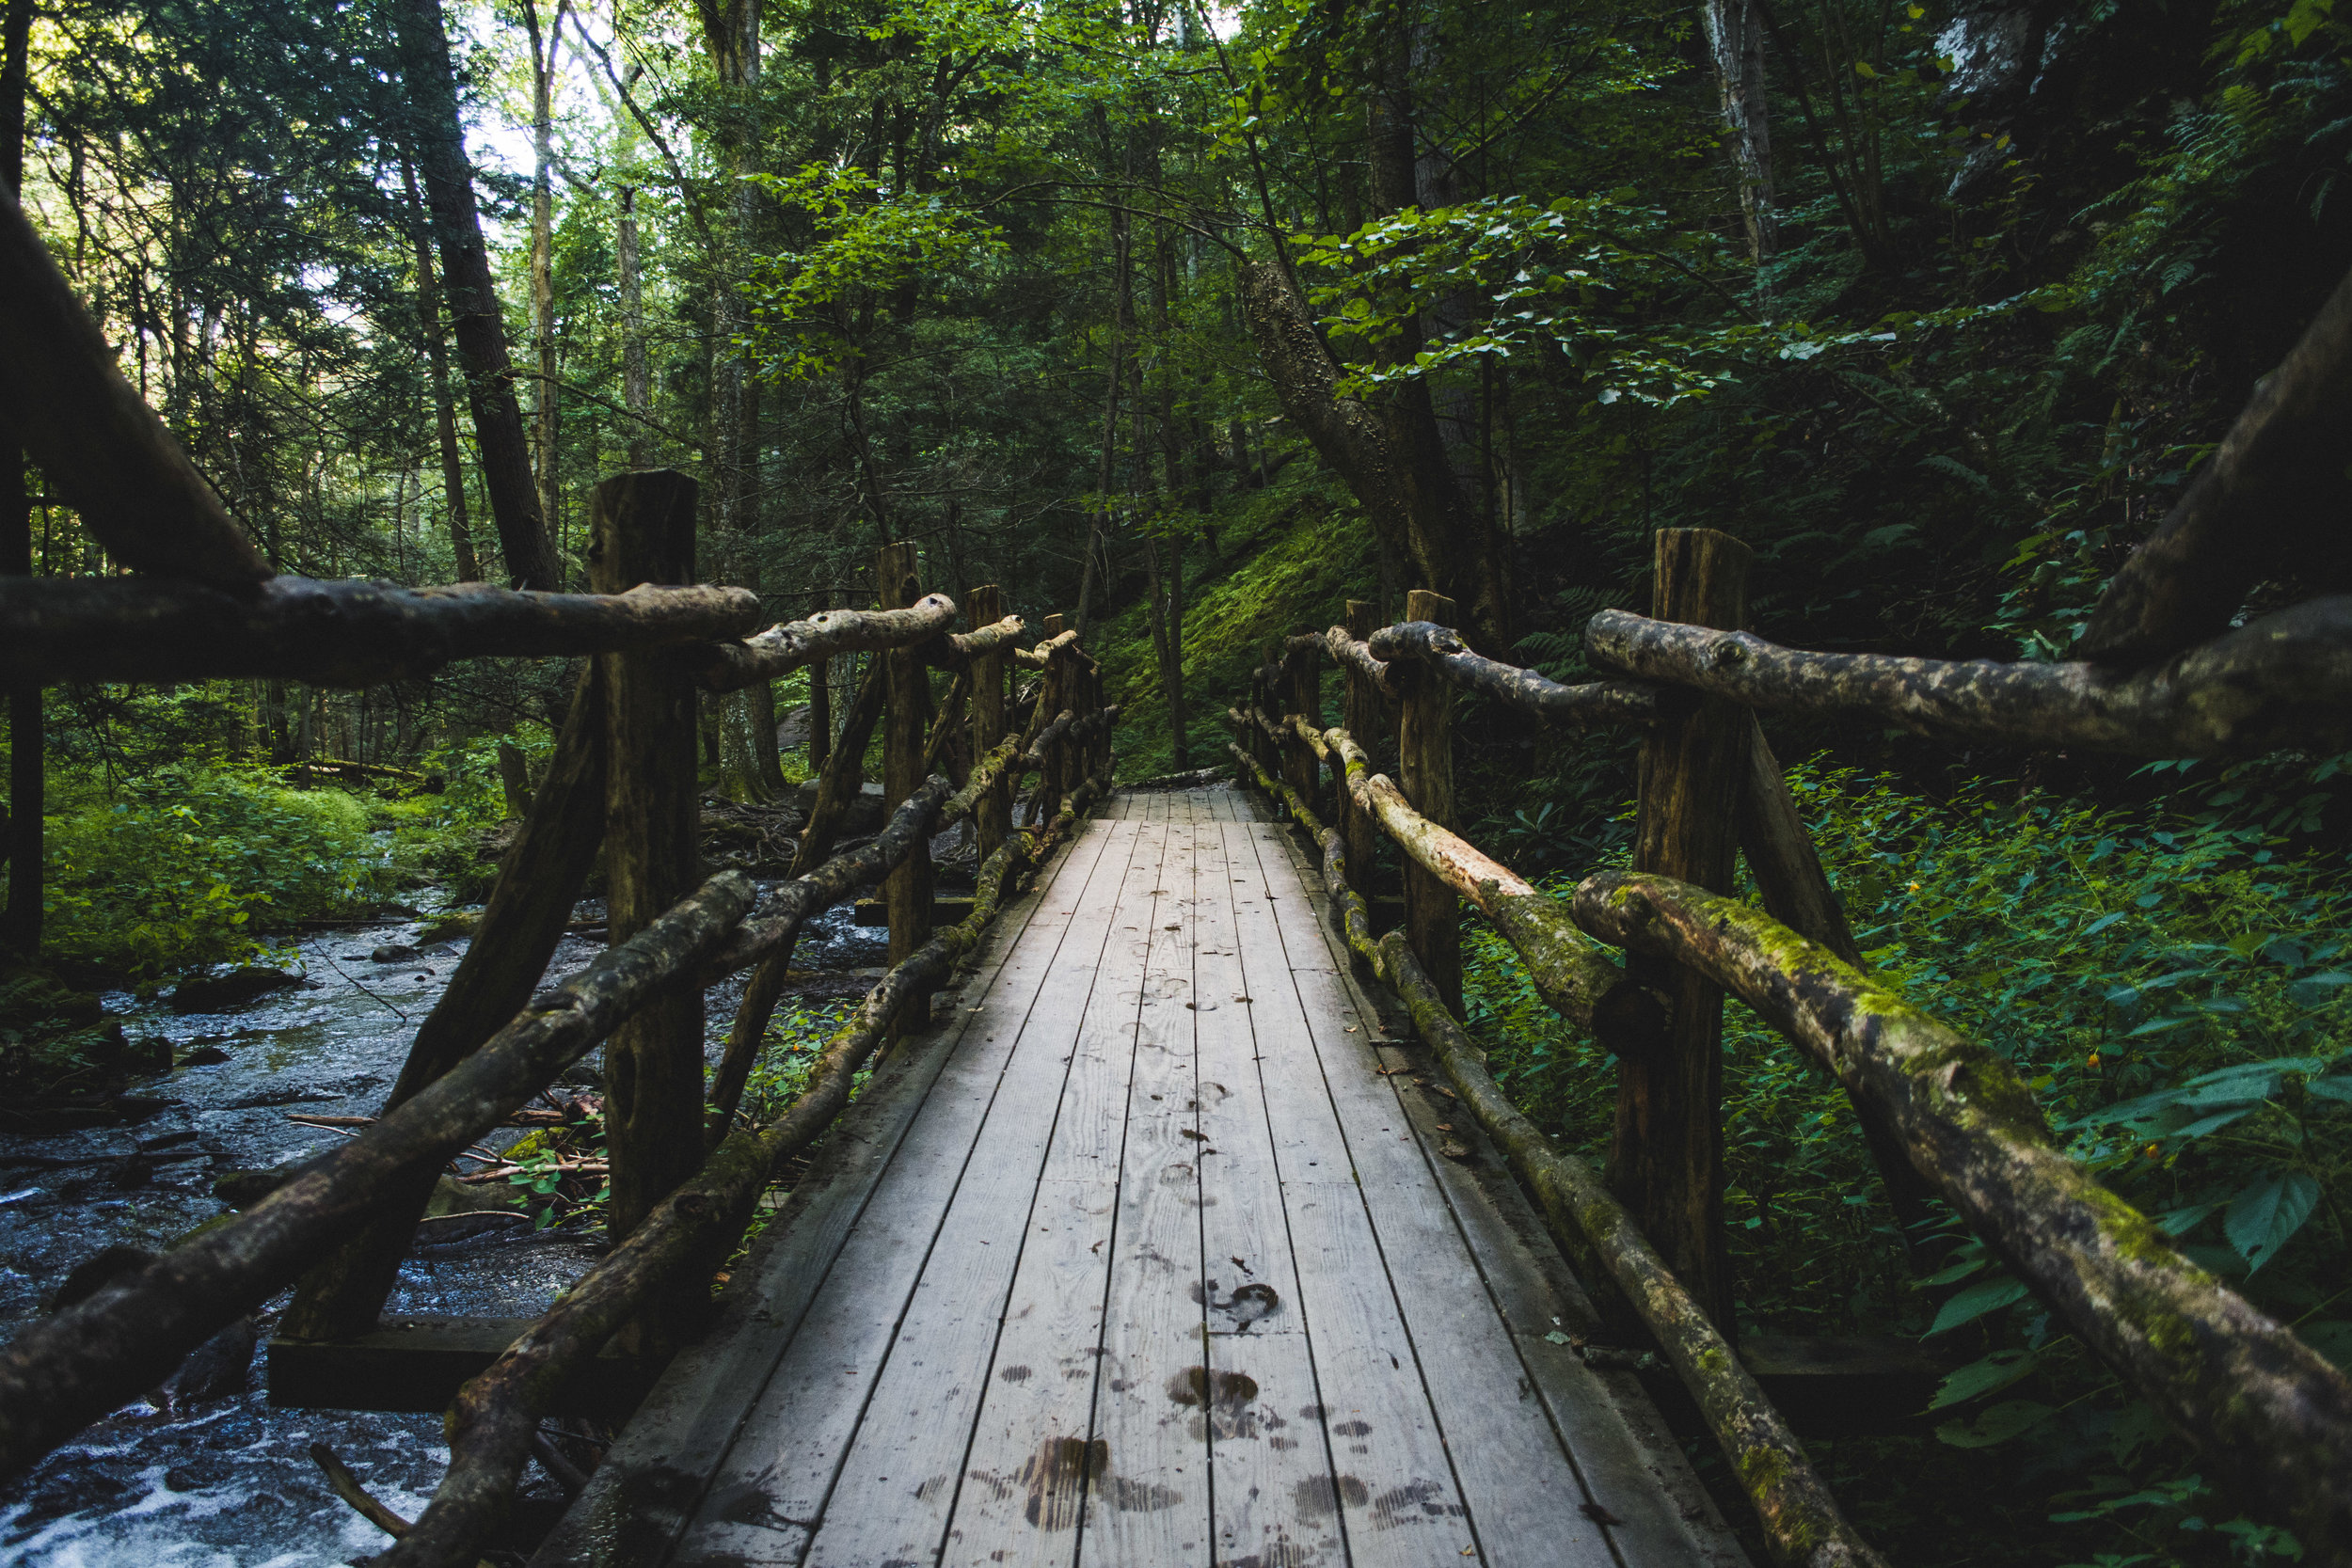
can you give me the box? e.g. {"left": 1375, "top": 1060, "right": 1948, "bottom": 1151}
{"left": 1039, "top": 612, "right": 1067, "bottom": 818}
{"left": 1396, "top": 589, "right": 1461, "bottom": 1016}
{"left": 807, "top": 638, "right": 833, "bottom": 774}
{"left": 1281, "top": 630, "right": 1319, "bottom": 813}
{"left": 591, "top": 470, "right": 704, "bottom": 1307}
{"left": 1617, "top": 527, "right": 1751, "bottom": 1333}
{"left": 1341, "top": 600, "right": 1381, "bottom": 900}
{"left": 1254, "top": 638, "right": 1281, "bottom": 784}
{"left": 969, "top": 584, "right": 1009, "bottom": 863}
{"left": 881, "top": 542, "right": 933, "bottom": 1040}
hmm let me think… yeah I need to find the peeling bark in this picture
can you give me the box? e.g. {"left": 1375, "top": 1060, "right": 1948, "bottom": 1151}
{"left": 1584, "top": 598, "right": 2352, "bottom": 757}
{"left": 1574, "top": 871, "right": 2352, "bottom": 1555}
{"left": 1371, "top": 619, "right": 1676, "bottom": 729}
{"left": 1, "top": 576, "right": 762, "bottom": 688}
{"left": 700, "top": 594, "right": 958, "bottom": 691}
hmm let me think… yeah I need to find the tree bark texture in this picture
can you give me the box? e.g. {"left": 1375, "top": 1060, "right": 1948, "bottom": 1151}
{"left": 1620, "top": 528, "right": 1750, "bottom": 1333}
{"left": 1280, "top": 633, "right": 1320, "bottom": 813}
{"left": 1705, "top": 0, "right": 1777, "bottom": 262}
{"left": 2078, "top": 260, "right": 2352, "bottom": 665}
{"left": 1575, "top": 871, "right": 2352, "bottom": 1559}
{"left": 619, "top": 186, "right": 651, "bottom": 467}
{"left": 0, "top": 871, "right": 756, "bottom": 1481}
{"left": 1369, "top": 619, "right": 1676, "bottom": 729}
{"left": 0, "top": 182, "right": 270, "bottom": 588}
{"left": 0, "top": 575, "right": 760, "bottom": 689}
{"left": 591, "top": 473, "right": 706, "bottom": 1323}
{"left": 389, "top": 0, "right": 560, "bottom": 592}
{"left": 1339, "top": 603, "right": 1385, "bottom": 901}
{"left": 699, "top": 593, "right": 957, "bottom": 690}
{"left": 1586, "top": 597, "right": 2352, "bottom": 759}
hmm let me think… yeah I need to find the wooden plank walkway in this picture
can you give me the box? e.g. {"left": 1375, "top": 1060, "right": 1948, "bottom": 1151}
{"left": 533, "top": 786, "right": 1744, "bottom": 1568}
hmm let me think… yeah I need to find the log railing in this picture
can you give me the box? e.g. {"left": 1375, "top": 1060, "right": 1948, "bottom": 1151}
{"left": 0, "top": 474, "right": 1115, "bottom": 1568}
{"left": 1227, "top": 485, "right": 2352, "bottom": 1559}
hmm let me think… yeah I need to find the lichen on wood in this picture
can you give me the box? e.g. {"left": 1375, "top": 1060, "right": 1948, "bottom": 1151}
{"left": 1583, "top": 598, "right": 2352, "bottom": 758}
{"left": 1573, "top": 870, "right": 2352, "bottom": 1554}
{"left": 697, "top": 593, "right": 958, "bottom": 691}
{"left": 1368, "top": 619, "right": 1675, "bottom": 729}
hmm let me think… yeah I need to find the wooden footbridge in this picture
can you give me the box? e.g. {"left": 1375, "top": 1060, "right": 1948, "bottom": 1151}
{"left": 5, "top": 180, "right": 2352, "bottom": 1568}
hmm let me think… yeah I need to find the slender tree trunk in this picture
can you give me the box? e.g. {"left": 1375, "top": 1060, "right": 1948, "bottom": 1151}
{"left": 1706, "top": 0, "right": 1776, "bottom": 262}
{"left": 401, "top": 157, "right": 481, "bottom": 582}
{"left": 618, "top": 186, "right": 650, "bottom": 467}
{"left": 390, "top": 0, "right": 560, "bottom": 591}
{"left": 1075, "top": 112, "right": 1131, "bottom": 642}
{"left": 2, "top": 0, "right": 40, "bottom": 955}
{"left": 522, "top": 0, "right": 567, "bottom": 562}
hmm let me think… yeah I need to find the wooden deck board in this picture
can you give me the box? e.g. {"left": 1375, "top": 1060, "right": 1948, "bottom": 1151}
{"left": 537, "top": 789, "right": 1743, "bottom": 1568}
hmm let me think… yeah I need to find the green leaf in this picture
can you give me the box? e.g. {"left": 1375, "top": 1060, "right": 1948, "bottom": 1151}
{"left": 1927, "top": 1276, "right": 2029, "bottom": 1336}
{"left": 2225, "top": 1172, "right": 2321, "bottom": 1272}
{"left": 1935, "top": 1400, "right": 2053, "bottom": 1449}
{"left": 1929, "top": 1349, "right": 2039, "bottom": 1409}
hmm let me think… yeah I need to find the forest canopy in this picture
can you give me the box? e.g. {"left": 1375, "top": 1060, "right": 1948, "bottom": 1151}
{"left": 4, "top": 0, "right": 2352, "bottom": 1562}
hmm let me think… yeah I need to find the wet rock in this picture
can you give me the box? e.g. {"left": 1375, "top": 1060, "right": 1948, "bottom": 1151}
{"left": 109, "top": 1153, "right": 154, "bottom": 1189}
{"left": 167, "top": 967, "right": 309, "bottom": 1014}
{"left": 0, "top": 970, "right": 104, "bottom": 1029}
{"left": 416, "top": 911, "right": 479, "bottom": 944}
{"left": 369, "top": 944, "right": 420, "bottom": 964}
{"left": 214, "top": 1162, "right": 308, "bottom": 1209}
{"left": 177, "top": 1043, "right": 232, "bottom": 1068}
{"left": 46, "top": 1243, "right": 160, "bottom": 1312}
{"left": 163, "top": 1316, "right": 258, "bottom": 1407}
{"left": 122, "top": 1036, "right": 174, "bottom": 1076}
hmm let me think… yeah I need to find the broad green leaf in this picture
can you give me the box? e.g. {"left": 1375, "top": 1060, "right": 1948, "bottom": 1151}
{"left": 2225, "top": 1172, "right": 2321, "bottom": 1272}
{"left": 1927, "top": 1276, "right": 2029, "bottom": 1336}
{"left": 1929, "top": 1349, "right": 2039, "bottom": 1409}
{"left": 1935, "top": 1399, "right": 2052, "bottom": 1449}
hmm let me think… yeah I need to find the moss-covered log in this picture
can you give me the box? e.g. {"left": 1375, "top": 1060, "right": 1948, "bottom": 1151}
{"left": 1574, "top": 871, "right": 2352, "bottom": 1555}
{"left": 0, "top": 183, "right": 274, "bottom": 589}
{"left": 2077, "top": 261, "right": 2352, "bottom": 665}
{"left": 0, "top": 872, "right": 759, "bottom": 1481}
{"left": 698, "top": 594, "right": 957, "bottom": 691}
{"left": 1376, "top": 929, "right": 1886, "bottom": 1568}
{"left": 1369, "top": 619, "right": 1675, "bottom": 729}
{"left": 1328, "top": 736, "right": 1647, "bottom": 1042}
{"left": 1229, "top": 741, "right": 1376, "bottom": 963}
{"left": 1583, "top": 599, "right": 2352, "bottom": 758}
{"left": 1324, "top": 623, "right": 1400, "bottom": 700}
{"left": 1, "top": 575, "right": 765, "bottom": 689}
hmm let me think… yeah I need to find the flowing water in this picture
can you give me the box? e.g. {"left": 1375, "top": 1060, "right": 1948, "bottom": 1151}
{"left": 0, "top": 891, "right": 890, "bottom": 1567}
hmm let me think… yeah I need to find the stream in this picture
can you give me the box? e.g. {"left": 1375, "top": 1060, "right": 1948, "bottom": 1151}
{"left": 0, "top": 890, "right": 890, "bottom": 1568}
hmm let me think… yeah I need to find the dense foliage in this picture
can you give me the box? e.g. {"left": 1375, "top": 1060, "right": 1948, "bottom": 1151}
{"left": 5, "top": 0, "right": 2351, "bottom": 1560}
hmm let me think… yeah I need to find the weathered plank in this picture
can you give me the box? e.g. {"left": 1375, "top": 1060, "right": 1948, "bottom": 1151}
{"left": 547, "top": 817, "right": 1126, "bottom": 1568}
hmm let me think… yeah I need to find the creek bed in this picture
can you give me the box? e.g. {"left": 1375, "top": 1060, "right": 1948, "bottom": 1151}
{"left": 0, "top": 888, "right": 890, "bottom": 1567}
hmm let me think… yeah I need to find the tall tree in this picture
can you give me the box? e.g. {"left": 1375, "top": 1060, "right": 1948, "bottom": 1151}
{"left": 400, "top": 156, "right": 482, "bottom": 582}
{"left": 389, "top": 0, "right": 561, "bottom": 591}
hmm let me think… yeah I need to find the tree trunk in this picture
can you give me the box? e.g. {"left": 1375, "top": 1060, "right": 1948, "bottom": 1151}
{"left": 399, "top": 158, "right": 480, "bottom": 583}
{"left": 1, "top": 0, "right": 37, "bottom": 956}
{"left": 522, "top": 0, "right": 564, "bottom": 565}
{"left": 1706, "top": 0, "right": 1777, "bottom": 262}
{"left": 618, "top": 186, "right": 650, "bottom": 467}
{"left": 389, "top": 0, "right": 559, "bottom": 591}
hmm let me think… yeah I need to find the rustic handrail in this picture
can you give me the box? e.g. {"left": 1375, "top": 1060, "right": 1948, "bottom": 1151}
{"left": 1583, "top": 597, "right": 2352, "bottom": 757}
{"left": 0, "top": 576, "right": 766, "bottom": 687}
{"left": 1224, "top": 735, "right": 1883, "bottom": 1568}
{"left": 1370, "top": 619, "right": 1677, "bottom": 728}
{"left": 697, "top": 593, "right": 960, "bottom": 690}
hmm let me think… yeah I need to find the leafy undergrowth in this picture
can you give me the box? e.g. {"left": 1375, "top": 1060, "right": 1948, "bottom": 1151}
{"left": 1464, "top": 761, "right": 2352, "bottom": 1568}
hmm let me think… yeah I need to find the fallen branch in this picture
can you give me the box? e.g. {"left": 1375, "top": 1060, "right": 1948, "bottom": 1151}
{"left": 1573, "top": 871, "right": 2352, "bottom": 1554}
{"left": 0, "top": 577, "right": 766, "bottom": 689}
{"left": 1583, "top": 598, "right": 2352, "bottom": 758}
{"left": 0, "top": 872, "right": 758, "bottom": 1481}
{"left": 697, "top": 594, "right": 957, "bottom": 691}
{"left": 1370, "top": 620, "right": 1674, "bottom": 729}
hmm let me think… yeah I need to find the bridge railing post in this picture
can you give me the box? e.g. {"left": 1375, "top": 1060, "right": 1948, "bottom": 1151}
{"left": 592, "top": 468, "right": 707, "bottom": 1350}
{"left": 1040, "top": 611, "right": 1067, "bottom": 816}
{"left": 1281, "top": 627, "right": 1320, "bottom": 815}
{"left": 1395, "top": 589, "right": 1462, "bottom": 1016}
{"left": 1340, "top": 600, "right": 1382, "bottom": 906}
{"left": 970, "top": 585, "right": 1009, "bottom": 863}
{"left": 1617, "top": 526, "right": 1751, "bottom": 1334}
{"left": 881, "top": 541, "right": 934, "bottom": 1043}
